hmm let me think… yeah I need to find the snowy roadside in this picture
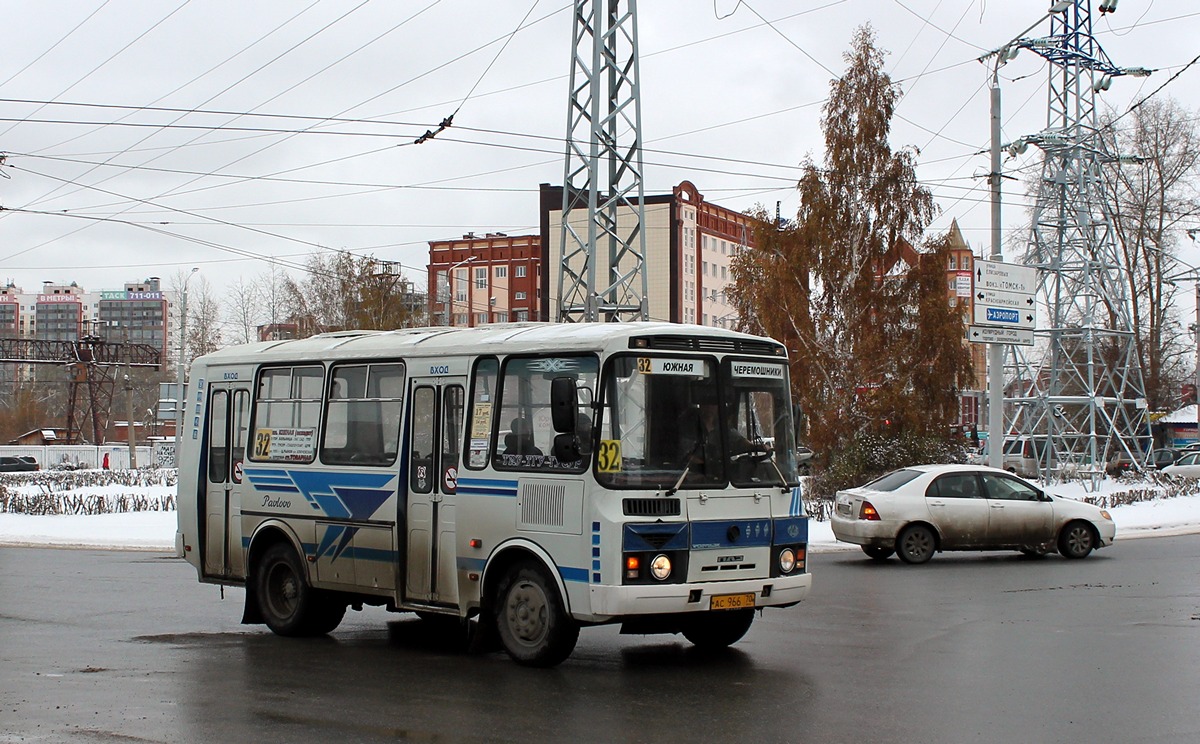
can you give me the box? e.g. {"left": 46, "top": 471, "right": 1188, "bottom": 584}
{"left": 2, "top": 493, "right": 1198, "bottom": 552}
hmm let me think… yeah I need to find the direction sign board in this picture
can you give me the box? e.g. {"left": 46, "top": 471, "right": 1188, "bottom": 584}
{"left": 973, "top": 303, "right": 1036, "bottom": 329}
{"left": 975, "top": 259, "right": 1037, "bottom": 295}
{"left": 968, "top": 325, "right": 1034, "bottom": 346}
{"left": 975, "top": 286, "right": 1035, "bottom": 310}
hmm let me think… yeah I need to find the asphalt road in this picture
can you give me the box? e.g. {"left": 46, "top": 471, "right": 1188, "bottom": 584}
{"left": 2, "top": 535, "right": 1198, "bottom": 743}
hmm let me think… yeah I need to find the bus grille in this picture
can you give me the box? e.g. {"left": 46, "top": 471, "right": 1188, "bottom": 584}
{"left": 519, "top": 482, "right": 566, "bottom": 528}
{"left": 623, "top": 498, "right": 681, "bottom": 517}
{"left": 629, "top": 335, "right": 783, "bottom": 357}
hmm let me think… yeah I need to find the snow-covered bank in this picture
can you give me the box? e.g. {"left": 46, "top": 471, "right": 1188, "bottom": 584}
{"left": 2, "top": 493, "right": 1197, "bottom": 552}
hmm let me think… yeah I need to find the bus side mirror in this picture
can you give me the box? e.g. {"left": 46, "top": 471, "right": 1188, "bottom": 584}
{"left": 551, "top": 377, "right": 577, "bottom": 433}
{"left": 553, "top": 433, "right": 581, "bottom": 463}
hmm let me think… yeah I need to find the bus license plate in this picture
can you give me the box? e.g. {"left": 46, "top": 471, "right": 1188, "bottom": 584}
{"left": 710, "top": 592, "right": 755, "bottom": 611}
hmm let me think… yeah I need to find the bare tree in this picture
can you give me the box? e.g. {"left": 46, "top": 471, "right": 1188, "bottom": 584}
{"left": 285, "top": 251, "right": 418, "bottom": 336}
{"left": 225, "top": 275, "right": 263, "bottom": 346}
{"left": 1101, "top": 97, "right": 1200, "bottom": 410}
{"left": 186, "top": 276, "right": 223, "bottom": 361}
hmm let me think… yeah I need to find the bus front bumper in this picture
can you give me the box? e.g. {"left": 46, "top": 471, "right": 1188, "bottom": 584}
{"left": 582, "top": 572, "right": 812, "bottom": 620}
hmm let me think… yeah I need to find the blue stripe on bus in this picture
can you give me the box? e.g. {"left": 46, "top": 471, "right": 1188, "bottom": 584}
{"left": 559, "top": 566, "right": 589, "bottom": 583}
{"left": 457, "top": 556, "right": 486, "bottom": 572}
{"left": 457, "top": 477, "right": 518, "bottom": 497}
{"left": 773, "top": 517, "right": 809, "bottom": 544}
{"left": 254, "top": 484, "right": 300, "bottom": 493}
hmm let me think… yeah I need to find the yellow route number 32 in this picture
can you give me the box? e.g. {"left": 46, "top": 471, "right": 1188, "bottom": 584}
{"left": 596, "top": 439, "right": 622, "bottom": 472}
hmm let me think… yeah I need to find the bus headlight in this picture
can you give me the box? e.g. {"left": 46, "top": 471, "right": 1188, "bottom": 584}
{"left": 649, "top": 554, "right": 672, "bottom": 581}
{"left": 779, "top": 548, "right": 796, "bottom": 574}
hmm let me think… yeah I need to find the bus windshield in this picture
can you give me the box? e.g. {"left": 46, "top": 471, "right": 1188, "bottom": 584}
{"left": 596, "top": 354, "right": 799, "bottom": 489}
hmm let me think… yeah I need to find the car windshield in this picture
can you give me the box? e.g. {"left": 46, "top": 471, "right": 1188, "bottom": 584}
{"left": 595, "top": 354, "right": 799, "bottom": 490}
{"left": 861, "top": 469, "right": 924, "bottom": 492}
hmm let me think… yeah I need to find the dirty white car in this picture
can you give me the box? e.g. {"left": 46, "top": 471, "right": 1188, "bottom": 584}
{"left": 831, "top": 464, "right": 1115, "bottom": 564}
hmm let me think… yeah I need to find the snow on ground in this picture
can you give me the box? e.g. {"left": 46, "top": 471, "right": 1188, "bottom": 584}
{"left": 0, "top": 475, "right": 1198, "bottom": 552}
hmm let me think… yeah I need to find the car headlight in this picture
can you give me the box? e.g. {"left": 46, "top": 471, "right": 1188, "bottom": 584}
{"left": 1099, "top": 509, "right": 1112, "bottom": 521}
{"left": 779, "top": 547, "right": 796, "bottom": 574}
{"left": 649, "top": 554, "right": 672, "bottom": 581}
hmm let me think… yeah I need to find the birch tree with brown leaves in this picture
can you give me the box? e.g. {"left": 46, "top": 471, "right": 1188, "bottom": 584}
{"left": 729, "top": 25, "right": 973, "bottom": 471}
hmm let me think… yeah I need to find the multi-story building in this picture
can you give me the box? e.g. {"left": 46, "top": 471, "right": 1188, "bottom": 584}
{"left": 538, "top": 180, "right": 758, "bottom": 325}
{"left": 0, "top": 278, "right": 175, "bottom": 361}
{"left": 427, "top": 233, "right": 542, "bottom": 327}
{"left": 426, "top": 182, "right": 761, "bottom": 329}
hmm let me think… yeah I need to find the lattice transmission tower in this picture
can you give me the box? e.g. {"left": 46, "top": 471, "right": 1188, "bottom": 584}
{"left": 1005, "top": 0, "right": 1152, "bottom": 475}
{"left": 557, "top": 0, "right": 648, "bottom": 322}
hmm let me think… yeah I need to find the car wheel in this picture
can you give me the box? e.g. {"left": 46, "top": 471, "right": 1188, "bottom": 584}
{"left": 861, "top": 545, "right": 895, "bottom": 561}
{"left": 494, "top": 561, "right": 579, "bottom": 667}
{"left": 1058, "top": 521, "right": 1097, "bottom": 559}
{"left": 681, "top": 609, "right": 755, "bottom": 649}
{"left": 896, "top": 525, "right": 935, "bottom": 565}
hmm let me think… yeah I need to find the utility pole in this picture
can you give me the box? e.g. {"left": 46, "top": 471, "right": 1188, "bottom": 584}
{"left": 980, "top": 3, "right": 1071, "bottom": 469}
{"left": 175, "top": 268, "right": 198, "bottom": 441}
{"left": 557, "top": 0, "right": 649, "bottom": 322}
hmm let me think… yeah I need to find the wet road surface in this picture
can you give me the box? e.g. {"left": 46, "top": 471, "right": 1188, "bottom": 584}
{"left": 2, "top": 535, "right": 1198, "bottom": 743}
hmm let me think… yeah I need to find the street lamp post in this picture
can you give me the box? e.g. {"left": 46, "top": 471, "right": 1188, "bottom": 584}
{"left": 175, "top": 268, "right": 199, "bottom": 440}
{"left": 443, "top": 256, "right": 477, "bottom": 327}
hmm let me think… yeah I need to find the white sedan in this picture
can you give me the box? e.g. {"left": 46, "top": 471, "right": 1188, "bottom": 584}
{"left": 831, "top": 464, "right": 1116, "bottom": 564}
{"left": 1160, "top": 451, "right": 1200, "bottom": 478}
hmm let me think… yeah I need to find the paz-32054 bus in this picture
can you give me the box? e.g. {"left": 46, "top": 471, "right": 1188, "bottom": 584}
{"left": 176, "top": 322, "right": 812, "bottom": 666}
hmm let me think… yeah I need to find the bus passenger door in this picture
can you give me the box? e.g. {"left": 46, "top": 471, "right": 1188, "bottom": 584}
{"left": 405, "top": 377, "right": 465, "bottom": 606}
{"left": 203, "top": 384, "right": 251, "bottom": 579}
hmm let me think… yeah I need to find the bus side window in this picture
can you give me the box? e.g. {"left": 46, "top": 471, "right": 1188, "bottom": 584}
{"left": 466, "top": 358, "right": 498, "bottom": 469}
{"left": 207, "top": 390, "right": 228, "bottom": 483}
{"left": 410, "top": 386, "right": 436, "bottom": 493}
{"left": 321, "top": 363, "right": 405, "bottom": 466}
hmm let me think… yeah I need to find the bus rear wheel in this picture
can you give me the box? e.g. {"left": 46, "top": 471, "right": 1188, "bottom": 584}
{"left": 256, "top": 542, "right": 345, "bottom": 637}
{"left": 681, "top": 609, "right": 755, "bottom": 649}
{"left": 494, "top": 561, "right": 578, "bottom": 667}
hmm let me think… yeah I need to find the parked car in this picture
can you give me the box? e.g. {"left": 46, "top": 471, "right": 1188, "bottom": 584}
{"left": 1148, "top": 448, "right": 1182, "bottom": 470}
{"left": 795, "top": 445, "right": 813, "bottom": 474}
{"left": 1160, "top": 451, "right": 1200, "bottom": 478}
{"left": 0, "top": 455, "right": 39, "bottom": 472}
{"left": 831, "top": 463, "right": 1115, "bottom": 564}
{"left": 1001, "top": 435, "right": 1053, "bottom": 477}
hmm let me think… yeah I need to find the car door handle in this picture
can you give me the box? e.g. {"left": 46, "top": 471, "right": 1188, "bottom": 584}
{"left": 989, "top": 503, "right": 1005, "bottom": 508}
{"left": 928, "top": 500, "right": 945, "bottom": 507}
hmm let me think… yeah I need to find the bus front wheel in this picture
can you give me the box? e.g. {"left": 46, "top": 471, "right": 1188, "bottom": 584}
{"left": 494, "top": 561, "right": 579, "bottom": 667}
{"left": 256, "top": 542, "right": 345, "bottom": 637}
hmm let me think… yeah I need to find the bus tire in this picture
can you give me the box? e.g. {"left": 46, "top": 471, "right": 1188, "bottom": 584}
{"left": 681, "top": 609, "right": 755, "bottom": 649}
{"left": 494, "top": 561, "right": 578, "bottom": 667}
{"left": 256, "top": 542, "right": 340, "bottom": 637}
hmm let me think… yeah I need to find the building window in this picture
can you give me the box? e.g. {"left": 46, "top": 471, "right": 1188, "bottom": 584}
{"left": 516, "top": 310, "right": 529, "bottom": 321}
{"left": 515, "top": 291, "right": 526, "bottom": 300}
{"left": 475, "top": 267, "right": 487, "bottom": 289}
{"left": 949, "top": 255, "right": 957, "bottom": 270}
{"left": 495, "top": 266, "right": 507, "bottom": 278}
{"left": 495, "top": 311, "right": 509, "bottom": 323}
{"left": 476, "top": 312, "right": 488, "bottom": 325}
{"left": 515, "top": 265, "right": 527, "bottom": 278}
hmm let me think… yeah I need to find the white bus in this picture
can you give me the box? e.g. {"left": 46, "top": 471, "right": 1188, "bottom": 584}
{"left": 176, "top": 322, "right": 812, "bottom": 666}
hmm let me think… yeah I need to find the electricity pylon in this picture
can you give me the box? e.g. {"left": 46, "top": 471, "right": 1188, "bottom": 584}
{"left": 557, "top": 0, "right": 648, "bottom": 322}
{"left": 1005, "top": 0, "right": 1152, "bottom": 477}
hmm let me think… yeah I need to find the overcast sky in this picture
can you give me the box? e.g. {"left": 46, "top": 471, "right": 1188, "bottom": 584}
{"left": 1, "top": 0, "right": 1197, "bottom": 300}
